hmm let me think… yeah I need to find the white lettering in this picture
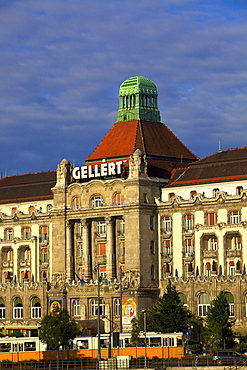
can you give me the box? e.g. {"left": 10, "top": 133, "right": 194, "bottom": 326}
{"left": 72, "top": 167, "right": 81, "bottom": 180}
{"left": 94, "top": 164, "right": 100, "bottom": 177}
{"left": 72, "top": 161, "right": 125, "bottom": 180}
{"left": 108, "top": 162, "right": 116, "bottom": 176}
{"left": 88, "top": 165, "right": 95, "bottom": 178}
{"left": 101, "top": 163, "right": 108, "bottom": 176}
{"left": 81, "top": 166, "right": 88, "bottom": 179}
{"left": 115, "top": 161, "right": 123, "bottom": 174}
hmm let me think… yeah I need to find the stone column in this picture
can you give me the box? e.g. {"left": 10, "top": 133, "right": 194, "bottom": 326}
{"left": 66, "top": 220, "right": 74, "bottom": 282}
{"left": 82, "top": 219, "right": 91, "bottom": 279}
{"left": 106, "top": 217, "right": 115, "bottom": 278}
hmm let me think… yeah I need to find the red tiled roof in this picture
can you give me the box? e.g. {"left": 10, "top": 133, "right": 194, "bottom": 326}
{"left": 166, "top": 148, "right": 247, "bottom": 187}
{"left": 86, "top": 120, "right": 197, "bottom": 177}
{"left": 0, "top": 171, "right": 56, "bottom": 204}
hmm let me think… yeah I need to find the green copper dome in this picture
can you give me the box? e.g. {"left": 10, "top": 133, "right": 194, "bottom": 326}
{"left": 116, "top": 76, "right": 161, "bottom": 122}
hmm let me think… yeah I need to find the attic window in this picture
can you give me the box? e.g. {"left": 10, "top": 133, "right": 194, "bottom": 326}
{"left": 169, "top": 193, "right": 175, "bottom": 199}
{"left": 237, "top": 186, "right": 243, "bottom": 195}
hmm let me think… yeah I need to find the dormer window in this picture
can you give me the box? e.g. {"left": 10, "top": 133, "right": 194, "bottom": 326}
{"left": 73, "top": 197, "right": 80, "bottom": 210}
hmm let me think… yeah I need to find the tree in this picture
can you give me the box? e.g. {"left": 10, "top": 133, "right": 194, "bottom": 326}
{"left": 130, "top": 317, "right": 141, "bottom": 346}
{"left": 39, "top": 309, "right": 80, "bottom": 350}
{"left": 140, "top": 281, "right": 194, "bottom": 333}
{"left": 204, "top": 291, "right": 235, "bottom": 352}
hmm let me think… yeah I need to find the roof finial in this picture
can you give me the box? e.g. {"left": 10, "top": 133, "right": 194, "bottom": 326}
{"left": 218, "top": 141, "right": 221, "bottom": 152}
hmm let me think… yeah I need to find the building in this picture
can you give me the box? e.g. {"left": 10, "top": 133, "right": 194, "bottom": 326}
{"left": 0, "top": 76, "right": 246, "bottom": 337}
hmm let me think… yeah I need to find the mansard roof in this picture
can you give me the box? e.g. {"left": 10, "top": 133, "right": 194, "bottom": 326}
{"left": 0, "top": 171, "right": 56, "bottom": 204}
{"left": 86, "top": 120, "right": 197, "bottom": 178}
{"left": 167, "top": 147, "right": 247, "bottom": 187}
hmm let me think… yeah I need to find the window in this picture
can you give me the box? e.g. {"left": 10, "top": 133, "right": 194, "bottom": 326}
{"left": 92, "top": 195, "right": 103, "bottom": 208}
{"left": 151, "top": 265, "right": 155, "bottom": 280}
{"left": 23, "top": 227, "right": 31, "bottom": 239}
{"left": 162, "top": 217, "right": 172, "bottom": 233}
{"left": 73, "top": 197, "right": 80, "bottom": 210}
{"left": 6, "top": 229, "right": 13, "bottom": 241}
{"left": 78, "top": 244, "right": 83, "bottom": 257}
{"left": 40, "top": 226, "right": 48, "bottom": 242}
{"left": 77, "top": 223, "right": 83, "bottom": 238}
{"left": 150, "top": 241, "right": 155, "bottom": 254}
{"left": 224, "top": 292, "right": 234, "bottom": 317}
{"left": 229, "top": 261, "right": 235, "bottom": 278}
{"left": 163, "top": 239, "right": 171, "bottom": 256}
{"left": 213, "top": 188, "right": 219, "bottom": 197}
{"left": 91, "top": 299, "right": 105, "bottom": 316}
{"left": 119, "top": 219, "right": 125, "bottom": 235}
{"left": 114, "top": 193, "right": 121, "bottom": 205}
{"left": 13, "top": 298, "right": 23, "bottom": 319}
{"left": 73, "top": 299, "right": 80, "bottom": 316}
{"left": 21, "top": 270, "right": 31, "bottom": 282}
{"left": 120, "top": 242, "right": 125, "bottom": 256}
{"left": 25, "top": 249, "right": 31, "bottom": 261}
{"left": 233, "top": 236, "right": 241, "bottom": 249}
{"left": 99, "top": 266, "right": 106, "bottom": 279}
{"left": 29, "top": 206, "right": 35, "bottom": 214}
{"left": 205, "top": 262, "right": 211, "bottom": 277}
{"left": 0, "top": 298, "right": 5, "bottom": 319}
{"left": 237, "top": 186, "right": 243, "bottom": 195}
{"left": 3, "top": 271, "right": 13, "bottom": 282}
{"left": 97, "top": 221, "right": 106, "bottom": 237}
{"left": 207, "top": 213, "right": 216, "bottom": 226}
{"left": 198, "top": 292, "right": 210, "bottom": 317}
{"left": 41, "top": 248, "right": 48, "bottom": 263}
{"left": 169, "top": 192, "right": 175, "bottom": 199}
{"left": 150, "top": 216, "right": 154, "bottom": 230}
{"left": 12, "top": 207, "right": 17, "bottom": 214}
{"left": 190, "top": 190, "right": 197, "bottom": 198}
{"left": 210, "top": 237, "right": 218, "bottom": 250}
{"left": 230, "top": 211, "right": 240, "bottom": 224}
{"left": 97, "top": 243, "right": 106, "bottom": 256}
{"left": 31, "top": 297, "right": 41, "bottom": 318}
{"left": 143, "top": 193, "right": 148, "bottom": 203}
{"left": 184, "top": 215, "right": 194, "bottom": 231}
{"left": 114, "top": 298, "right": 121, "bottom": 316}
{"left": 185, "top": 239, "right": 194, "bottom": 255}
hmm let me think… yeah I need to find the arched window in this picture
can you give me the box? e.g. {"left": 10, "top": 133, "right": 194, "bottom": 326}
{"left": 114, "top": 193, "right": 121, "bottom": 205}
{"left": 92, "top": 195, "right": 103, "bottom": 208}
{"left": 151, "top": 265, "right": 155, "bottom": 280}
{"left": 178, "top": 293, "right": 187, "bottom": 308}
{"left": 0, "top": 298, "right": 5, "bottom": 318}
{"left": 198, "top": 292, "right": 210, "bottom": 317}
{"left": 150, "top": 241, "right": 155, "bottom": 254}
{"left": 31, "top": 297, "right": 41, "bottom": 318}
{"left": 114, "top": 298, "right": 121, "bottom": 316}
{"left": 91, "top": 299, "right": 105, "bottom": 316}
{"left": 224, "top": 292, "right": 234, "bottom": 317}
{"left": 72, "top": 299, "right": 80, "bottom": 316}
{"left": 73, "top": 197, "right": 80, "bottom": 210}
{"left": 13, "top": 297, "right": 23, "bottom": 318}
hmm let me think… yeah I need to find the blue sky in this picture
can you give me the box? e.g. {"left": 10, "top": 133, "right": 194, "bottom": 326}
{"left": 0, "top": 0, "right": 246, "bottom": 176}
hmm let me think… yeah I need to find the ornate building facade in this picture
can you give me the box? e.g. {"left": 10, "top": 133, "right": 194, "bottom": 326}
{"left": 0, "top": 76, "right": 246, "bottom": 337}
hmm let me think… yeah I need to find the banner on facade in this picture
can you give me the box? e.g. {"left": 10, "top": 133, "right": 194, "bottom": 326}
{"left": 49, "top": 300, "right": 62, "bottom": 314}
{"left": 122, "top": 298, "right": 136, "bottom": 325}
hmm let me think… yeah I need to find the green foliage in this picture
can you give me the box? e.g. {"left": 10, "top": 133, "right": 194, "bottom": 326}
{"left": 204, "top": 291, "right": 235, "bottom": 352}
{"left": 39, "top": 309, "right": 80, "bottom": 350}
{"left": 131, "top": 317, "right": 141, "bottom": 346}
{"left": 139, "top": 281, "right": 194, "bottom": 333}
{"left": 10, "top": 330, "right": 24, "bottom": 337}
{"left": 234, "top": 340, "right": 247, "bottom": 354}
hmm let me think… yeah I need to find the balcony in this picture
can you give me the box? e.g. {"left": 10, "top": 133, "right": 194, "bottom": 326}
{"left": 19, "top": 259, "right": 31, "bottom": 267}
{"left": 226, "top": 249, "right": 242, "bottom": 258}
{"left": 183, "top": 252, "right": 194, "bottom": 262}
{"left": 203, "top": 250, "right": 218, "bottom": 258}
{"left": 2, "top": 260, "right": 13, "bottom": 268}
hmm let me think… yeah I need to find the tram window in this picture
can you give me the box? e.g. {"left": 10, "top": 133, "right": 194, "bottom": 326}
{"left": 170, "top": 338, "right": 174, "bottom": 346}
{"left": 0, "top": 343, "right": 11, "bottom": 352}
{"left": 177, "top": 338, "right": 183, "bottom": 347}
{"left": 150, "top": 337, "right": 161, "bottom": 347}
{"left": 24, "top": 342, "right": 36, "bottom": 351}
{"left": 164, "top": 338, "right": 168, "bottom": 346}
{"left": 76, "top": 340, "right": 88, "bottom": 349}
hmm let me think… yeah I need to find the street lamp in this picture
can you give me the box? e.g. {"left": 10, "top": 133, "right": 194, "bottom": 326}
{"left": 142, "top": 310, "right": 147, "bottom": 370}
{"left": 96, "top": 264, "right": 101, "bottom": 362}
